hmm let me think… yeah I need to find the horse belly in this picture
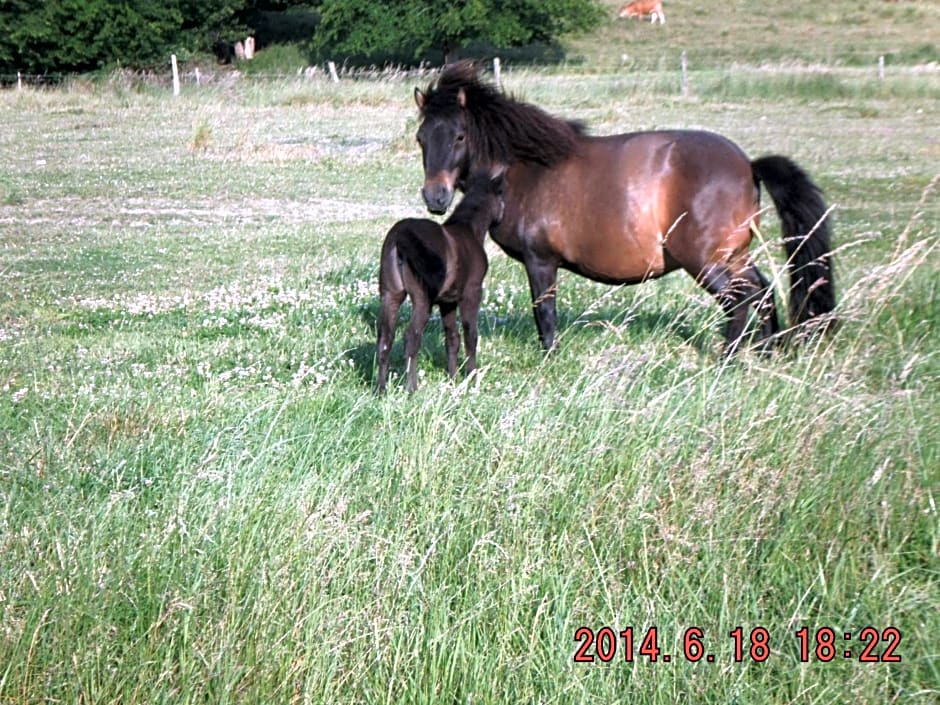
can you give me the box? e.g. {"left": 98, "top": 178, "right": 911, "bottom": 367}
{"left": 560, "top": 218, "right": 671, "bottom": 284}
{"left": 549, "top": 171, "right": 674, "bottom": 284}
{"left": 493, "top": 182, "right": 672, "bottom": 284}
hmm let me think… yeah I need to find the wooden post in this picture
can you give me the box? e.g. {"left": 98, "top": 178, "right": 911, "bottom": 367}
{"left": 681, "top": 51, "right": 689, "bottom": 98}
{"left": 493, "top": 57, "right": 501, "bottom": 90}
{"left": 328, "top": 61, "right": 339, "bottom": 83}
{"left": 171, "top": 54, "right": 180, "bottom": 96}
{"left": 17, "top": 71, "right": 22, "bottom": 91}
{"left": 878, "top": 55, "right": 885, "bottom": 81}
{"left": 194, "top": 67, "right": 201, "bottom": 87}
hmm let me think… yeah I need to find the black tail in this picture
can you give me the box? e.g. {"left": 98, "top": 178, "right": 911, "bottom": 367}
{"left": 752, "top": 155, "right": 836, "bottom": 329}
{"left": 395, "top": 231, "right": 446, "bottom": 301}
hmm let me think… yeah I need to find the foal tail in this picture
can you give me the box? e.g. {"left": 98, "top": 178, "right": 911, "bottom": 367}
{"left": 752, "top": 155, "right": 836, "bottom": 329}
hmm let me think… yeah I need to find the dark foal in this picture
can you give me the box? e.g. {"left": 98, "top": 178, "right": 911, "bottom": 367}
{"left": 376, "top": 170, "right": 504, "bottom": 393}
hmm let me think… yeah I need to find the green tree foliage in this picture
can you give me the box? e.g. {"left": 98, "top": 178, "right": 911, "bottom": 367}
{"left": 0, "top": 0, "right": 275, "bottom": 73}
{"left": 311, "top": 0, "right": 604, "bottom": 64}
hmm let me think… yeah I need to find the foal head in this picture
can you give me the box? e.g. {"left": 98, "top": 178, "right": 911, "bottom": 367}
{"left": 447, "top": 168, "right": 506, "bottom": 239}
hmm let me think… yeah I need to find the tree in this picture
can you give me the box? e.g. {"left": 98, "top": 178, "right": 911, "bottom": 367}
{"left": 0, "top": 0, "right": 274, "bottom": 73}
{"left": 310, "top": 0, "right": 603, "bottom": 65}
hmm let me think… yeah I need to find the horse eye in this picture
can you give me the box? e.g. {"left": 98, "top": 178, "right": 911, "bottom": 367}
{"left": 455, "top": 133, "right": 466, "bottom": 144}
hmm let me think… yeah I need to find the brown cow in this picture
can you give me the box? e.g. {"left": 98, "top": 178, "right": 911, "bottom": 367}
{"left": 619, "top": 0, "right": 665, "bottom": 24}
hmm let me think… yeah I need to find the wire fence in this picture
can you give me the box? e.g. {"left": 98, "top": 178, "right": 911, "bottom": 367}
{"left": 1, "top": 52, "right": 914, "bottom": 94}
{"left": 0, "top": 62, "right": 449, "bottom": 92}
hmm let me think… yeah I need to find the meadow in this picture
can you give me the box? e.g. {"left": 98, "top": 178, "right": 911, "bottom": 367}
{"left": 1, "top": 1, "right": 938, "bottom": 703}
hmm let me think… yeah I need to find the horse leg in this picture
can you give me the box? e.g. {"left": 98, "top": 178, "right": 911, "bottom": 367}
{"left": 440, "top": 302, "right": 460, "bottom": 379}
{"left": 376, "top": 289, "right": 405, "bottom": 393}
{"left": 523, "top": 252, "right": 560, "bottom": 351}
{"left": 749, "top": 262, "right": 780, "bottom": 352}
{"left": 699, "top": 262, "right": 766, "bottom": 356}
{"left": 458, "top": 287, "right": 483, "bottom": 375}
{"left": 404, "top": 290, "right": 431, "bottom": 392}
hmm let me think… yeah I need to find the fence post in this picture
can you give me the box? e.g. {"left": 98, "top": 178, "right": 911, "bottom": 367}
{"left": 194, "top": 67, "right": 201, "bottom": 87}
{"left": 878, "top": 55, "right": 885, "bottom": 81}
{"left": 171, "top": 54, "right": 180, "bottom": 96}
{"left": 328, "top": 61, "right": 339, "bottom": 83}
{"left": 17, "top": 71, "right": 22, "bottom": 91}
{"left": 493, "top": 57, "right": 501, "bottom": 90}
{"left": 681, "top": 50, "right": 689, "bottom": 98}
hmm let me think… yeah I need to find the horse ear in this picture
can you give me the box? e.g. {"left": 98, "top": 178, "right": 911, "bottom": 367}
{"left": 414, "top": 87, "right": 426, "bottom": 111}
{"left": 457, "top": 87, "right": 466, "bottom": 109}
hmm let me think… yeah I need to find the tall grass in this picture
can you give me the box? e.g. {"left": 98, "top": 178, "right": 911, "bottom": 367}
{"left": 1, "top": 45, "right": 938, "bottom": 705}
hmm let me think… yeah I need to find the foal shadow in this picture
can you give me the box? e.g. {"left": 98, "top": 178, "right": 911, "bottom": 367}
{"left": 477, "top": 302, "right": 713, "bottom": 353}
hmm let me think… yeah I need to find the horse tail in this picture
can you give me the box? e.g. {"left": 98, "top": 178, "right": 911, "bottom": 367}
{"left": 394, "top": 226, "right": 446, "bottom": 301}
{"left": 752, "top": 155, "right": 836, "bottom": 329}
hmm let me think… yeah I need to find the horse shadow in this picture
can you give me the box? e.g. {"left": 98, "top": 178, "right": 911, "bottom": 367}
{"left": 350, "top": 295, "right": 716, "bottom": 389}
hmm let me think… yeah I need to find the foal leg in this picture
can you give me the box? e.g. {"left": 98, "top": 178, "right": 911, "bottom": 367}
{"left": 439, "top": 302, "right": 460, "bottom": 380}
{"left": 376, "top": 290, "right": 405, "bottom": 393}
{"left": 404, "top": 290, "right": 432, "bottom": 392}
{"left": 523, "top": 251, "right": 560, "bottom": 351}
{"left": 459, "top": 286, "right": 483, "bottom": 375}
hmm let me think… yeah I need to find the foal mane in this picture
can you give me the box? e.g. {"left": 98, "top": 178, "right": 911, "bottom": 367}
{"left": 446, "top": 171, "right": 498, "bottom": 231}
{"left": 421, "top": 61, "right": 585, "bottom": 168}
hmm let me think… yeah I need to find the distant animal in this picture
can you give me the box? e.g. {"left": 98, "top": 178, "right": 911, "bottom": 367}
{"left": 376, "top": 169, "right": 505, "bottom": 393}
{"left": 211, "top": 34, "right": 235, "bottom": 64}
{"left": 619, "top": 0, "right": 666, "bottom": 24}
{"left": 414, "top": 63, "right": 836, "bottom": 355}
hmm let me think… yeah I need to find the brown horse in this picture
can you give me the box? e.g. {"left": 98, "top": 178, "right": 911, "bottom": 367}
{"left": 376, "top": 169, "right": 504, "bottom": 393}
{"left": 414, "top": 63, "right": 835, "bottom": 354}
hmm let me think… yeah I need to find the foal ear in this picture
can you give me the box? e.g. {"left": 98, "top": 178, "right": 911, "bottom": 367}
{"left": 490, "top": 167, "right": 506, "bottom": 193}
{"left": 414, "top": 87, "right": 426, "bottom": 111}
{"left": 457, "top": 87, "right": 466, "bottom": 109}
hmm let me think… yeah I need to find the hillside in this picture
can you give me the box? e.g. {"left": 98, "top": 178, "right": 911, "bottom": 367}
{"left": 565, "top": 0, "right": 940, "bottom": 68}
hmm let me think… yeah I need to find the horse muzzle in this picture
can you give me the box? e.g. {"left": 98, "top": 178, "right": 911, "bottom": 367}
{"left": 422, "top": 177, "right": 456, "bottom": 215}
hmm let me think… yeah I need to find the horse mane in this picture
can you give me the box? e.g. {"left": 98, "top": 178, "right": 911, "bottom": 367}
{"left": 420, "top": 61, "right": 585, "bottom": 168}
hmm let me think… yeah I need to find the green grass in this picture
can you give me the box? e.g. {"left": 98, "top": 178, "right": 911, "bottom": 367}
{"left": 1, "top": 4, "right": 939, "bottom": 703}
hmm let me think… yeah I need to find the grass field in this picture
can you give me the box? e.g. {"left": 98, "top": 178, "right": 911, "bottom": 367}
{"left": 1, "top": 2, "right": 938, "bottom": 703}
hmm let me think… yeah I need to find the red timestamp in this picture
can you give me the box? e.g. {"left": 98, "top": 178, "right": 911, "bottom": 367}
{"left": 794, "top": 626, "right": 902, "bottom": 663}
{"left": 573, "top": 626, "right": 902, "bottom": 664}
